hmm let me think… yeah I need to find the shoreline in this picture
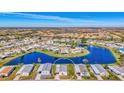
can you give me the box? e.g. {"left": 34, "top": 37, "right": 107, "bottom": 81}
{"left": 35, "top": 48, "right": 90, "bottom": 58}
{"left": 0, "top": 48, "right": 90, "bottom": 67}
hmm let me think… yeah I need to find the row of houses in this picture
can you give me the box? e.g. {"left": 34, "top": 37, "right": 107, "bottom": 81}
{"left": 87, "top": 40, "right": 124, "bottom": 54}
{"left": 2, "top": 64, "right": 124, "bottom": 80}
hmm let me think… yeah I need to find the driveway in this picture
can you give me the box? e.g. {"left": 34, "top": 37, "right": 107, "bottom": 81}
{"left": 95, "top": 75, "right": 103, "bottom": 80}
{"left": 117, "top": 75, "right": 124, "bottom": 80}
{"left": 13, "top": 75, "right": 21, "bottom": 80}
{"left": 54, "top": 74, "right": 60, "bottom": 80}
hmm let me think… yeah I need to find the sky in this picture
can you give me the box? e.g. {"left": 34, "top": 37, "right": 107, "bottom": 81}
{"left": 0, "top": 12, "right": 124, "bottom": 27}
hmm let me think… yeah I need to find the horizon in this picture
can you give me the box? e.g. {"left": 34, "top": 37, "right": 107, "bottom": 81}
{"left": 1, "top": 12, "right": 124, "bottom": 27}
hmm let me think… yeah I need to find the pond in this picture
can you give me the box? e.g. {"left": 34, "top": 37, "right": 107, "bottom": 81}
{"left": 6, "top": 46, "right": 116, "bottom": 65}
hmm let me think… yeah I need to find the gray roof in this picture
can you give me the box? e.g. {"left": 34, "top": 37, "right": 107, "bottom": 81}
{"left": 60, "top": 65, "right": 67, "bottom": 72}
{"left": 91, "top": 64, "right": 107, "bottom": 75}
{"left": 22, "top": 65, "right": 34, "bottom": 73}
{"left": 17, "top": 64, "right": 34, "bottom": 74}
{"left": 42, "top": 63, "right": 52, "bottom": 72}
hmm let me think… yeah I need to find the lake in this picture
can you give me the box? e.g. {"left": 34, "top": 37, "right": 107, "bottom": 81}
{"left": 6, "top": 46, "right": 116, "bottom": 65}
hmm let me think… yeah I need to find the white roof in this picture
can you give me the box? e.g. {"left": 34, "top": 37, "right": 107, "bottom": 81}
{"left": 17, "top": 64, "right": 34, "bottom": 74}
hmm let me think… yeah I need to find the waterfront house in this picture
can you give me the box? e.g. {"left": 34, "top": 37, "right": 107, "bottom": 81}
{"left": 0, "top": 66, "right": 15, "bottom": 77}
{"left": 91, "top": 64, "right": 108, "bottom": 76}
{"left": 55, "top": 65, "right": 60, "bottom": 74}
{"left": 108, "top": 66, "right": 124, "bottom": 76}
{"left": 74, "top": 64, "right": 80, "bottom": 75}
{"left": 79, "top": 64, "right": 90, "bottom": 77}
{"left": 16, "top": 64, "right": 34, "bottom": 76}
{"left": 41, "top": 63, "right": 52, "bottom": 78}
{"left": 59, "top": 65, "right": 67, "bottom": 76}
{"left": 74, "top": 64, "right": 90, "bottom": 76}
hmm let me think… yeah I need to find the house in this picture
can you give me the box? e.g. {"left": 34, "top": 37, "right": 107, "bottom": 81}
{"left": 55, "top": 65, "right": 60, "bottom": 74}
{"left": 108, "top": 66, "right": 124, "bottom": 76}
{"left": 74, "top": 64, "right": 80, "bottom": 75}
{"left": 71, "top": 47, "right": 82, "bottom": 54}
{"left": 0, "top": 66, "right": 15, "bottom": 77}
{"left": 35, "top": 65, "right": 44, "bottom": 80}
{"left": 74, "top": 64, "right": 90, "bottom": 77}
{"left": 59, "top": 65, "right": 67, "bottom": 76}
{"left": 79, "top": 64, "right": 90, "bottom": 77}
{"left": 91, "top": 64, "right": 108, "bottom": 76}
{"left": 16, "top": 64, "right": 34, "bottom": 76}
{"left": 41, "top": 63, "right": 52, "bottom": 78}
{"left": 60, "top": 47, "right": 69, "bottom": 54}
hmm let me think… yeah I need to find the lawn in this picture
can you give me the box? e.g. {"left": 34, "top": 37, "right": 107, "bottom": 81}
{"left": 67, "top": 64, "right": 77, "bottom": 79}
{"left": 102, "top": 70, "right": 120, "bottom": 80}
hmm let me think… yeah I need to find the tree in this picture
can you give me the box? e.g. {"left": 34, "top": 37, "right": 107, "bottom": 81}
{"left": 38, "top": 57, "right": 42, "bottom": 63}
{"left": 81, "top": 38, "right": 87, "bottom": 44}
{"left": 83, "top": 58, "right": 89, "bottom": 64}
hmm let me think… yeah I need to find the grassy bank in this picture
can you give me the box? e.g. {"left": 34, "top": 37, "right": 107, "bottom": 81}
{"left": 0, "top": 50, "right": 34, "bottom": 67}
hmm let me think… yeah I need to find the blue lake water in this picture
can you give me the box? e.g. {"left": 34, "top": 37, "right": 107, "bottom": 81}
{"left": 6, "top": 46, "right": 116, "bottom": 65}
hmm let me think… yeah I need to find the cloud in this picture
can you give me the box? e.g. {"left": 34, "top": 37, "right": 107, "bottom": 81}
{"left": 0, "top": 12, "right": 95, "bottom": 23}
{"left": 0, "top": 12, "right": 73, "bottom": 21}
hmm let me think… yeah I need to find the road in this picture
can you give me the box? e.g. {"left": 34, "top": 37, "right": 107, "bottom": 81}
{"left": 76, "top": 74, "right": 82, "bottom": 80}
{"left": 35, "top": 74, "right": 41, "bottom": 80}
{"left": 54, "top": 74, "right": 60, "bottom": 80}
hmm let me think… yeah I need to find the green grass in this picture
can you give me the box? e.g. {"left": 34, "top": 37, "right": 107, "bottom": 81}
{"left": 103, "top": 70, "right": 120, "bottom": 80}
{"left": 82, "top": 76, "right": 91, "bottom": 80}
{"left": 86, "top": 66, "right": 97, "bottom": 80}
{"left": 52, "top": 64, "right": 56, "bottom": 75}
{"left": 67, "top": 64, "right": 76, "bottom": 79}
